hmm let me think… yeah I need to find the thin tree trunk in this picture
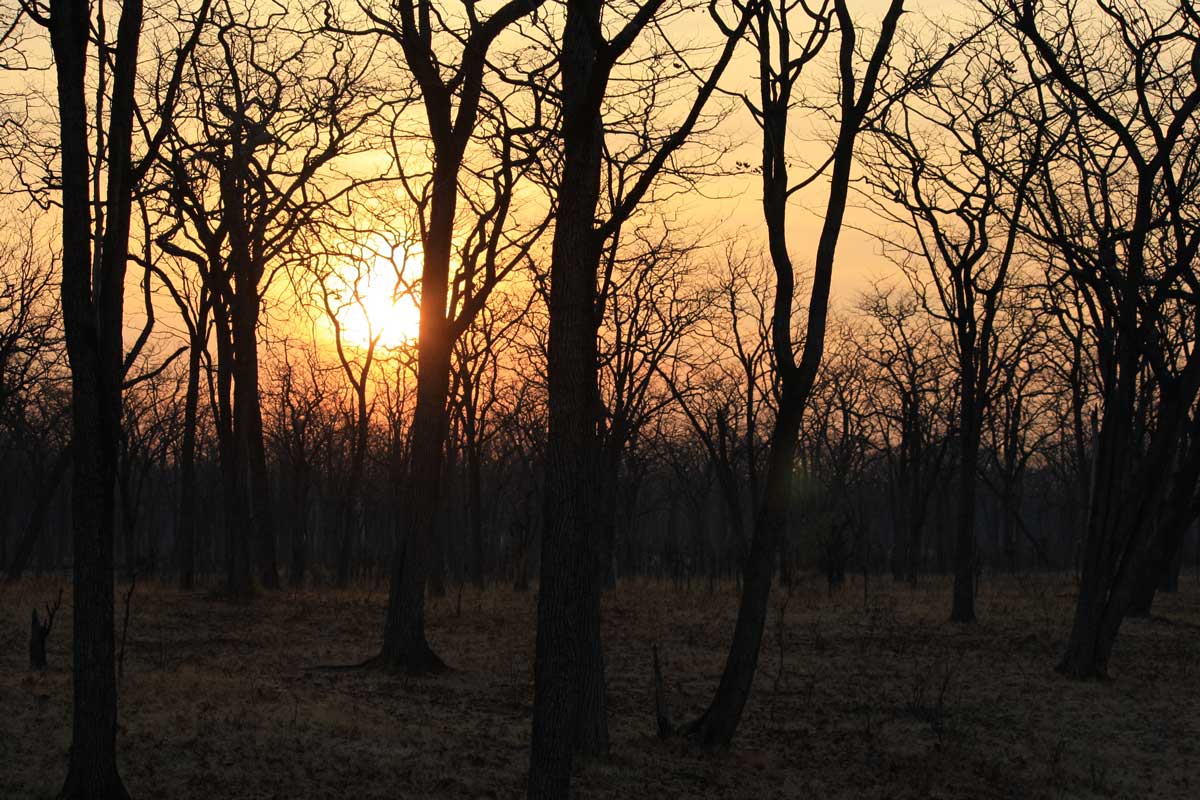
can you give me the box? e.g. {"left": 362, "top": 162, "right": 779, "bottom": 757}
{"left": 687, "top": 396, "right": 803, "bottom": 748}
{"left": 177, "top": 338, "right": 202, "bottom": 589}
{"left": 687, "top": 0, "right": 904, "bottom": 748}
{"left": 951, "top": 375, "right": 979, "bottom": 623}
{"left": 5, "top": 446, "right": 72, "bottom": 584}
{"left": 467, "top": 440, "right": 485, "bottom": 588}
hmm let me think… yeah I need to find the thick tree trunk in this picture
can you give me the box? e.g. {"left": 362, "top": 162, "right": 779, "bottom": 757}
{"left": 1058, "top": 378, "right": 1131, "bottom": 678}
{"left": 380, "top": 316, "right": 452, "bottom": 672}
{"left": 231, "top": 299, "right": 277, "bottom": 590}
{"left": 222, "top": 114, "right": 277, "bottom": 592}
{"left": 52, "top": 0, "right": 138, "bottom": 795}
{"left": 1161, "top": 531, "right": 1186, "bottom": 594}
{"left": 1127, "top": 464, "right": 1200, "bottom": 616}
{"left": 1057, "top": 356, "right": 1193, "bottom": 677}
{"left": 528, "top": 4, "right": 607, "bottom": 794}
{"left": 215, "top": 309, "right": 252, "bottom": 599}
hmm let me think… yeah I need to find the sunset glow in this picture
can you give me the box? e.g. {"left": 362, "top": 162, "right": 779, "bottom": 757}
{"left": 324, "top": 252, "right": 422, "bottom": 352}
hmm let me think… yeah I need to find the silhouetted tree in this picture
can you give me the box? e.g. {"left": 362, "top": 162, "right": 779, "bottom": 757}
{"left": 1002, "top": 0, "right": 1200, "bottom": 677}
{"left": 530, "top": 0, "right": 755, "bottom": 793}
{"left": 684, "top": 0, "right": 907, "bottom": 750}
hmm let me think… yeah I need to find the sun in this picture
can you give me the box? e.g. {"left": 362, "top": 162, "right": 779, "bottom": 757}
{"left": 324, "top": 251, "right": 422, "bottom": 352}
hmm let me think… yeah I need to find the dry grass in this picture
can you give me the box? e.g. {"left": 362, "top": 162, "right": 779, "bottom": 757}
{"left": 1, "top": 573, "right": 1198, "bottom": 799}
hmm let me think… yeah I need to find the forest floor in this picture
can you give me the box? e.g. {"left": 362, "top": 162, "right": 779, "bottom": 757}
{"left": 1, "top": 573, "right": 1198, "bottom": 799}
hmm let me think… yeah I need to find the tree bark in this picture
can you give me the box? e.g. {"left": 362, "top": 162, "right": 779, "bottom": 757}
{"left": 687, "top": 395, "right": 803, "bottom": 748}
{"left": 528, "top": 3, "right": 608, "bottom": 795}
{"left": 51, "top": 0, "right": 140, "bottom": 795}
{"left": 214, "top": 302, "right": 252, "bottom": 599}
{"left": 230, "top": 264, "right": 277, "bottom": 591}
{"left": 380, "top": 323, "right": 452, "bottom": 672}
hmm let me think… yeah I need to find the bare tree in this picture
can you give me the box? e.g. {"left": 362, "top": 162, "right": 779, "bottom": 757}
{"left": 530, "top": 0, "right": 756, "bottom": 793}
{"left": 155, "top": 0, "right": 381, "bottom": 595}
{"left": 862, "top": 29, "right": 1049, "bottom": 619}
{"left": 322, "top": 0, "right": 551, "bottom": 672}
{"left": 681, "top": 0, "right": 907, "bottom": 750}
{"left": 660, "top": 244, "right": 774, "bottom": 586}
{"left": 5, "top": 0, "right": 209, "bottom": 794}
{"left": 0, "top": 218, "right": 69, "bottom": 583}
{"left": 1000, "top": 0, "right": 1200, "bottom": 677}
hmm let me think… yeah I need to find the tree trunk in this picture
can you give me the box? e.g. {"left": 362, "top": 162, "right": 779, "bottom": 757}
{"left": 467, "top": 441, "right": 485, "bottom": 588}
{"left": 5, "top": 446, "right": 71, "bottom": 584}
{"left": 289, "top": 464, "right": 310, "bottom": 589}
{"left": 951, "top": 375, "right": 979, "bottom": 623}
{"left": 223, "top": 113, "right": 277, "bottom": 592}
{"left": 686, "top": 0, "right": 903, "bottom": 747}
{"left": 231, "top": 295, "right": 278, "bottom": 590}
{"left": 177, "top": 337, "right": 202, "bottom": 589}
{"left": 380, "top": 329, "right": 452, "bottom": 672}
{"left": 528, "top": 4, "right": 608, "bottom": 793}
{"left": 1057, "top": 356, "right": 1184, "bottom": 678}
{"left": 30, "top": 608, "right": 49, "bottom": 670}
{"left": 687, "top": 396, "right": 803, "bottom": 748}
{"left": 52, "top": 0, "right": 138, "bottom": 794}
{"left": 214, "top": 307, "right": 252, "bottom": 599}
{"left": 1126, "top": 458, "right": 1200, "bottom": 616}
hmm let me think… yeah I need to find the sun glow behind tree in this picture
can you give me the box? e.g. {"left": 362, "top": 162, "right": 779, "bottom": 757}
{"left": 333, "top": 259, "right": 422, "bottom": 351}
{"left": 310, "top": 236, "right": 423, "bottom": 354}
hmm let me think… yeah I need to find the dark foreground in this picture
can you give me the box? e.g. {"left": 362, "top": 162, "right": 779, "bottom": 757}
{"left": 2, "top": 574, "right": 1197, "bottom": 799}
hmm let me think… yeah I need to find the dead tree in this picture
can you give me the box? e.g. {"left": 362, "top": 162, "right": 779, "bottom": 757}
{"left": 29, "top": 588, "right": 62, "bottom": 670}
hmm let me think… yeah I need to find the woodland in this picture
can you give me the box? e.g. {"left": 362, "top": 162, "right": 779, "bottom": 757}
{"left": 1, "top": 0, "right": 1199, "bottom": 798}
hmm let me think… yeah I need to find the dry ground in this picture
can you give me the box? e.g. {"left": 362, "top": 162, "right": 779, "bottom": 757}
{"left": 1, "top": 573, "right": 1198, "bottom": 799}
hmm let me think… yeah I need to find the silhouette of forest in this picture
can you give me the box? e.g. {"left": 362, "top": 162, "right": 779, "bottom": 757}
{"left": 1, "top": 0, "right": 1198, "bottom": 798}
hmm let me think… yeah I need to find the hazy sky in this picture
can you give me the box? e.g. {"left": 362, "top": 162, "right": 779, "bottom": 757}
{"left": 0, "top": 0, "right": 979, "bottom": 362}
